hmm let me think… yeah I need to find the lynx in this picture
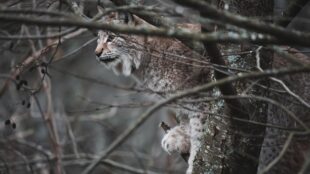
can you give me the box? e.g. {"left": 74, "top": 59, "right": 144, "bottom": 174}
{"left": 94, "top": 11, "right": 211, "bottom": 173}
{"left": 94, "top": 11, "right": 310, "bottom": 174}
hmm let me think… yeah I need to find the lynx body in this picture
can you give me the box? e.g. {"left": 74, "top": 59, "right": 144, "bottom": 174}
{"left": 95, "top": 12, "right": 211, "bottom": 174}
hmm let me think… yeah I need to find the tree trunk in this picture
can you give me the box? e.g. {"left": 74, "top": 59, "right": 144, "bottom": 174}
{"left": 183, "top": 1, "right": 274, "bottom": 173}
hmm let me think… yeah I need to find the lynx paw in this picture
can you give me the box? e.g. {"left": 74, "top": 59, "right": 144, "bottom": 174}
{"left": 161, "top": 125, "right": 190, "bottom": 154}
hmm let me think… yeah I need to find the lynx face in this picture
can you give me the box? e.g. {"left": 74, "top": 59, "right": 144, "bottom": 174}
{"left": 95, "top": 12, "right": 142, "bottom": 76}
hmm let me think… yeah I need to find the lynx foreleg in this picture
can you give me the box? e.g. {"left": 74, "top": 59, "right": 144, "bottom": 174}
{"left": 161, "top": 112, "right": 206, "bottom": 174}
{"left": 161, "top": 122, "right": 191, "bottom": 154}
{"left": 187, "top": 114, "right": 205, "bottom": 174}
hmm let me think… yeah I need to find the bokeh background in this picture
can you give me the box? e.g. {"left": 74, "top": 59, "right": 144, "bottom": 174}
{"left": 0, "top": 0, "right": 309, "bottom": 173}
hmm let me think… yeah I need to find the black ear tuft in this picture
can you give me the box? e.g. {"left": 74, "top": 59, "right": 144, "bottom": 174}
{"left": 5, "top": 119, "right": 11, "bottom": 125}
{"left": 124, "top": 13, "right": 129, "bottom": 24}
{"left": 128, "top": 13, "right": 134, "bottom": 24}
{"left": 119, "top": 12, "right": 133, "bottom": 24}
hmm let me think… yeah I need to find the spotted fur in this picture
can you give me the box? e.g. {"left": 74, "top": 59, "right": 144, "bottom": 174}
{"left": 94, "top": 10, "right": 310, "bottom": 174}
{"left": 95, "top": 11, "right": 211, "bottom": 174}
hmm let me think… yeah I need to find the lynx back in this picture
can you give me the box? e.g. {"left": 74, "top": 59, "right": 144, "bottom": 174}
{"left": 95, "top": 11, "right": 211, "bottom": 174}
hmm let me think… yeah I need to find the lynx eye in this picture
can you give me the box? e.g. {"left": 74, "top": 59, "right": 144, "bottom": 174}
{"left": 107, "top": 35, "right": 115, "bottom": 42}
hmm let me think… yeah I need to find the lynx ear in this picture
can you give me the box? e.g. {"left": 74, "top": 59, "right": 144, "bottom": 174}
{"left": 118, "top": 12, "right": 134, "bottom": 24}
{"left": 97, "top": 6, "right": 118, "bottom": 19}
{"left": 132, "top": 15, "right": 149, "bottom": 26}
{"left": 176, "top": 23, "right": 201, "bottom": 33}
{"left": 97, "top": 5, "right": 105, "bottom": 14}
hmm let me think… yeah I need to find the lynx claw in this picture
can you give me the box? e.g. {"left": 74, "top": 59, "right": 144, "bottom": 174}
{"left": 161, "top": 126, "right": 190, "bottom": 154}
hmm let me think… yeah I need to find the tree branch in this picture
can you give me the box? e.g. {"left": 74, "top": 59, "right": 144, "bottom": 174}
{"left": 276, "top": 0, "right": 309, "bottom": 27}
{"left": 81, "top": 65, "right": 310, "bottom": 174}
{"left": 0, "top": 14, "right": 291, "bottom": 45}
{"left": 173, "top": 0, "right": 310, "bottom": 47}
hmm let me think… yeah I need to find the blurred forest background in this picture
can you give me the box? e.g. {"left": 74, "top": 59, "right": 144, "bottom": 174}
{"left": 0, "top": 0, "right": 309, "bottom": 174}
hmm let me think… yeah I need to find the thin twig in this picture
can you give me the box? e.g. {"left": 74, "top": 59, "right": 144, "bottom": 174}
{"left": 258, "top": 133, "right": 294, "bottom": 174}
{"left": 0, "top": 28, "right": 78, "bottom": 40}
{"left": 81, "top": 66, "right": 310, "bottom": 174}
{"left": 0, "top": 153, "right": 162, "bottom": 174}
{"left": 255, "top": 46, "right": 310, "bottom": 109}
{"left": 0, "top": 14, "right": 290, "bottom": 45}
{"left": 174, "top": 0, "right": 310, "bottom": 47}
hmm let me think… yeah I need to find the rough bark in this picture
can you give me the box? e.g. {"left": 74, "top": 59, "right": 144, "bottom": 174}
{"left": 93, "top": 0, "right": 309, "bottom": 173}
{"left": 257, "top": 50, "right": 310, "bottom": 174}
{"left": 172, "top": 0, "right": 274, "bottom": 173}
{"left": 222, "top": 1, "right": 274, "bottom": 173}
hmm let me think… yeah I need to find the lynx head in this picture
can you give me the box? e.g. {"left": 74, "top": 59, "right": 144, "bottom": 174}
{"left": 95, "top": 11, "right": 143, "bottom": 76}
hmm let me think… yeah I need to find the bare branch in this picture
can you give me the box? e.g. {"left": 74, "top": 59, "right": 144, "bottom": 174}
{"left": 276, "top": 0, "right": 309, "bottom": 27}
{"left": 174, "top": 0, "right": 310, "bottom": 47}
{"left": 258, "top": 133, "right": 294, "bottom": 174}
{"left": 0, "top": 14, "right": 293, "bottom": 46}
{"left": 82, "top": 65, "right": 310, "bottom": 174}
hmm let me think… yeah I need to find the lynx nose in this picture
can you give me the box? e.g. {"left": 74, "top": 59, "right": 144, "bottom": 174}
{"left": 95, "top": 42, "right": 109, "bottom": 57}
{"left": 95, "top": 45, "right": 103, "bottom": 57}
{"left": 95, "top": 50, "right": 102, "bottom": 57}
